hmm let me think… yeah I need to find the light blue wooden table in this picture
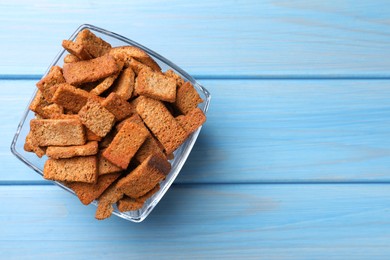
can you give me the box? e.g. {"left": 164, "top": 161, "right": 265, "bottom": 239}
{"left": 2, "top": 1, "right": 390, "bottom": 259}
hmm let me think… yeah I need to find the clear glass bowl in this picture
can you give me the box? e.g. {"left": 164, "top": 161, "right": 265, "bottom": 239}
{"left": 10, "top": 24, "right": 211, "bottom": 223}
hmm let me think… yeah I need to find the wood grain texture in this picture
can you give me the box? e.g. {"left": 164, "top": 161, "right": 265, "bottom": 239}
{"left": 0, "top": 184, "right": 389, "bottom": 259}
{"left": 1, "top": 1, "right": 390, "bottom": 76}
{"left": 4, "top": 79, "right": 390, "bottom": 183}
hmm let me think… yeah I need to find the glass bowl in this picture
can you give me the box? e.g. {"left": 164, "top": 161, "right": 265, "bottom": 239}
{"left": 10, "top": 24, "right": 211, "bottom": 223}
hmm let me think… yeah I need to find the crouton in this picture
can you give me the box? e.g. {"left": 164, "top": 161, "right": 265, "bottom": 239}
{"left": 135, "top": 96, "right": 187, "bottom": 154}
{"left": 62, "top": 54, "right": 119, "bottom": 85}
{"left": 66, "top": 172, "right": 121, "bottom": 205}
{"left": 117, "top": 154, "right": 170, "bottom": 198}
{"left": 43, "top": 156, "right": 97, "bottom": 183}
{"left": 101, "top": 92, "right": 134, "bottom": 121}
{"left": 46, "top": 141, "right": 98, "bottom": 159}
{"left": 36, "top": 66, "right": 66, "bottom": 102}
{"left": 135, "top": 69, "right": 176, "bottom": 102}
{"left": 102, "top": 121, "right": 148, "bottom": 169}
{"left": 30, "top": 118, "right": 86, "bottom": 146}
{"left": 52, "top": 83, "right": 102, "bottom": 113}
{"left": 78, "top": 99, "right": 116, "bottom": 138}
{"left": 75, "top": 29, "right": 111, "bottom": 58}
{"left": 175, "top": 81, "right": 203, "bottom": 114}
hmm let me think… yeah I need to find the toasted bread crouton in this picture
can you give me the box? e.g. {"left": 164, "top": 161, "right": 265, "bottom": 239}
{"left": 30, "top": 118, "right": 86, "bottom": 146}
{"left": 90, "top": 61, "right": 124, "bottom": 96}
{"left": 29, "top": 90, "right": 50, "bottom": 115}
{"left": 66, "top": 172, "right": 121, "bottom": 205}
{"left": 109, "top": 46, "right": 161, "bottom": 72}
{"left": 46, "top": 141, "right": 98, "bottom": 159}
{"left": 89, "top": 73, "right": 119, "bottom": 96}
{"left": 63, "top": 54, "right": 119, "bottom": 85}
{"left": 175, "top": 81, "right": 203, "bottom": 114}
{"left": 102, "top": 121, "right": 149, "bottom": 169}
{"left": 117, "top": 196, "right": 143, "bottom": 212}
{"left": 29, "top": 91, "right": 64, "bottom": 119}
{"left": 43, "top": 156, "right": 97, "bottom": 183}
{"left": 41, "top": 103, "right": 64, "bottom": 116}
{"left": 98, "top": 151, "right": 122, "bottom": 175}
{"left": 117, "top": 184, "right": 160, "bottom": 212}
{"left": 36, "top": 66, "right": 66, "bottom": 102}
{"left": 24, "top": 131, "right": 46, "bottom": 158}
{"left": 135, "top": 69, "right": 176, "bottom": 102}
{"left": 135, "top": 96, "right": 187, "bottom": 154}
{"left": 52, "top": 83, "right": 102, "bottom": 113}
{"left": 164, "top": 69, "right": 185, "bottom": 87}
{"left": 117, "top": 154, "right": 170, "bottom": 198}
{"left": 63, "top": 54, "right": 80, "bottom": 63}
{"left": 78, "top": 99, "right": 116, "bottom": 138}
{"left": 115, "top": 113, "right": 165, "bottom": 163}
{"left": 134, "top": 135, "right": 166, "bottom": 164}
{"left": 110, "top": 67, "right": 135, "bottom": 100}
{"left": 95, "top": 181, "right": 124, "bottom": 220}
{"left": 115, "top": 113, "right": 143, "bottom": 131}
{"left": 175, "top": 108, "right": 206, "bottom": 135}
{"left": 101, "top": 92, "right": 134, "bottom": 121}
{"left": 128, "top": 58, "right": 152, "bottom": 75}
{"left": 75, "top": 29, "right": 111, "bottom": 58}
{"left": 86, "top": 129, "right": 102, "bottom": 141}
{"left": 62, "top": 40, "right": 92, "bottom": 60}
{"left": 98, "top": 130, "right": 116, "bottom": 149}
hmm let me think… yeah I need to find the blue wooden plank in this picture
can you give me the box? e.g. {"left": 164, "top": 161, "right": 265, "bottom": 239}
{"left": 0, "top": 184, "right": 389, "bottom": 259}
{"left": 1, "top": 1, "right": 390, "bottom": 76}
{"left": 3, "top": 79, "right": 390, "bottom": 183}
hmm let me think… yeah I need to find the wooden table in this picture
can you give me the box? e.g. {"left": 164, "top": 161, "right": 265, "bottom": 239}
{"left": 2, "top": 1, "right": 390, "bottom": 259}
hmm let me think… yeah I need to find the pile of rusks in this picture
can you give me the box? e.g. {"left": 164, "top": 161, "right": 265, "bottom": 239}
{"left": 24, "top": 29, "right": 206, "bottom": 220}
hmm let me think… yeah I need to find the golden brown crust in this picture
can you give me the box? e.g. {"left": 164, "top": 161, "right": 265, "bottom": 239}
{"left": 89, "top": 73, "right": 118, "bottom": 96}
{"left": 116, "top": 184, "right": 159, "bottom": 212}
{"left": 135, "top": 69, "right": 176, "bottom": 103}
{"left": 115, "top": 113, "right": 143, "bottom": 132}
{"left": 78, "top": 99, "right": 116, "bottom": 138}
{"left": 62, "top": 54, "right": 119, "bottom": 85}
{"left": 43, "top": 156, "right": 97, "bottom": 183}
{"left": 75, "top": 29, "right": 112, "bottom": 58}
{"left": 63, "top": 54, "right": 80, "bottom": 63}
{"left": 116, "top": 197, "right": 143, "bottom": 212}
{"left": 117, "top": 184, "right": 160, "bottom": 212}
{"left": 30, "top": 119, "right": 86, "bottom": 146}
{"left": 46, "top": 141, "right": 98, "bottom": 159}
{"left": 175, "top": 108, "right": 206, "bottom": 136}
{"left": 164, "top": 69, "right": 185, "bottom": 87}
{"left": 128, "top": 58, "right": 152, "bottom": 75}
{"left": 86, "top": 129, "right": 102, "bottom": 141}
{"left": 109, "top": 46, "right": 161, "bottom": 72}
{"left": 29, "top": 91, "right": 64, "bottom": 119}
{"left": 174, "top": 81, "right": 203, "bottom": 114}
{"left": 62, "top": 40, "right": 93, "bottom": 60}
{"left": 117, "top": 154, "right": 171, "bottom": 198}
{"left": 98, "top": 129, "right": 116, "bottom": 149}
{"left": 115, "top": 114, "right": 165, "bottom": 163}
{"left": 24, "top": 131, "right": 46, "bottom": 158}
{"left": 52, "top": 83, "right": 102, "bottom": 113}
{"left": 66, "top": 172, "right": 121, "bottom": 205}
{"left": 102, "top": 121, "right": 149, "bottom": 169}
{"left": 135, "top": 96, "right": 187, "bottom": 154}
{"left": 98, "top": 151, "right": 122, "bottom": 175}
{"left": 95, "top": 181, "right": 124, "bottom": 220}
{"left": 36, "top": 66, "right": 66, "bottom": 102}
{"left": 89, "top": 61, "right": 124, "bottom": 96}
{"left": 134, "top": 135, "right": 166, "bottom": 164}
{"left": 101, "top": 92, "right": 134, "bottom": 121}
{"left": 110, "top": 67, "right": 135, "bottom": 100}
